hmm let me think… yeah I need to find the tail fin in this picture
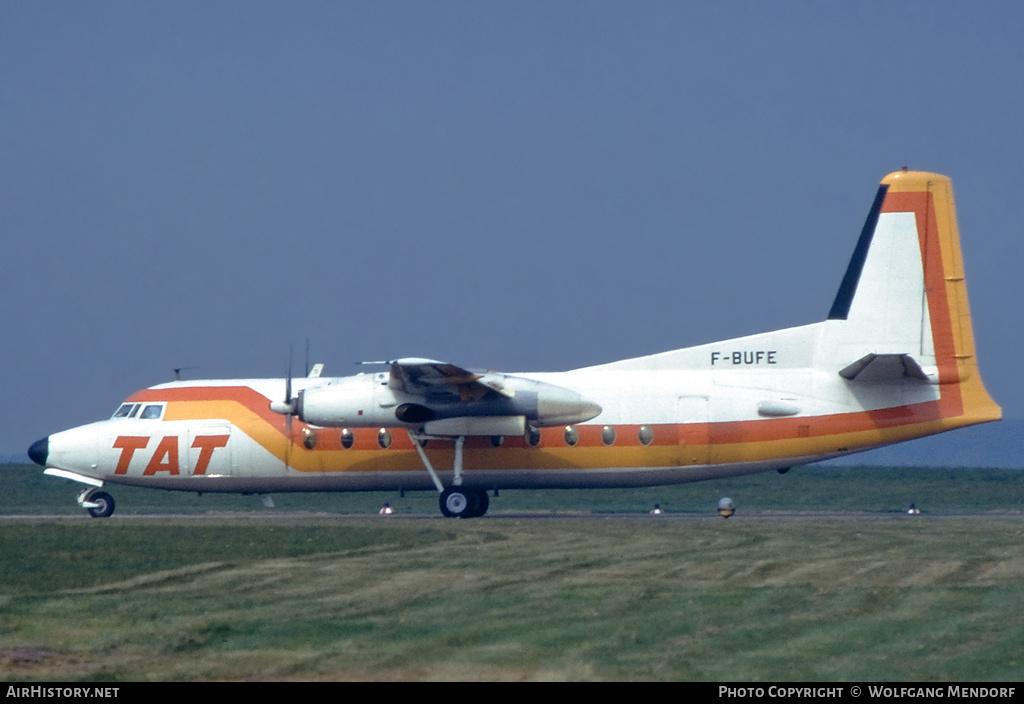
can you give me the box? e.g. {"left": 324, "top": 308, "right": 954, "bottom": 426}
{"left": 825, "top": 170, "right": 1000, "bottom": 429}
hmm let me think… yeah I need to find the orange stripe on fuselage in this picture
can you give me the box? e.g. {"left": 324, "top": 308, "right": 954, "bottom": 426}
{"left": 122, "top": 389, "right": 957, "bottom": 474}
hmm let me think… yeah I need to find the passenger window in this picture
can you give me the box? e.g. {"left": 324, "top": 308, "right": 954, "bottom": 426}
{"left": 564, "top": 426, "right": 579, "bottom": 447}
{"left": 377, "top": 428, "right": 392, "bottom": 449}
{"left": 638, "top": 425, "right": 655, "bottom": 446}
{"left": 139, "top": 405, "right": 163, "bottom": 420}
{"left": 527, "top": 427, "right": 542, "bottom": 447}
{"left": 340, "top": 428, "right": 354, "bottom": 449}
{"left": 601, "top": 425, "right": 616, "bottom": 446}
{"left": 302, "top": 427, "right": 318, "bottom": 449}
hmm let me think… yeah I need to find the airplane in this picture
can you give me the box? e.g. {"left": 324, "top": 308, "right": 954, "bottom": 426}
{"left": 27, "top": 170, "right": 1001, "bottom": 518}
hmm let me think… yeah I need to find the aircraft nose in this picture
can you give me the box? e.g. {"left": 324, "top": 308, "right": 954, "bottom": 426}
{"left": 28, "top": 437, "right": 49, "bottom": 467}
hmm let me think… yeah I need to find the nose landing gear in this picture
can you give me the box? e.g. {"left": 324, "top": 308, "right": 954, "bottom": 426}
{"left": 78, "top": 488, "right": 115, "bottom": 518}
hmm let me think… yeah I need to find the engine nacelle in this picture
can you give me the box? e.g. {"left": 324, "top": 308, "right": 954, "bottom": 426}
{"left": 292, "top": 371, "right": 601, "bottom": 432}
{"left": 297, "top": 375, "right": 397, "bottom": 427}
{"left": 529, "top": 381, "right": 602, "bottom": 427}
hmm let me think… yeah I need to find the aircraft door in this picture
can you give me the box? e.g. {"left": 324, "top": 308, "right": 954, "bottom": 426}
{"left": 187, "top": 426, "right": 234, "bottom": 477}
{"left": 676, "top": 396, "right": 710, "bottom": 467}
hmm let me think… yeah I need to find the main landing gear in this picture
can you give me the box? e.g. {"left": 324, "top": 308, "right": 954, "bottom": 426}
{"left": 440, "top": 487, "right": 490, "bottom": 518}
{"left": 409, "top": 432, "right": 492, "bottom": 518}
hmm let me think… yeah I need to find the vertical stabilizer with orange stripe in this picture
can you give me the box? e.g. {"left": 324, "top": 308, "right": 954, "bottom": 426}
{"left": 824, "top": 170, "right": 1000, "bottom": 433}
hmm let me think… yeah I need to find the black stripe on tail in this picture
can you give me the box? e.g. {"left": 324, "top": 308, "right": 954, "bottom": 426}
{"left": 827, "top": 185, "right": 889, "bottom": 321}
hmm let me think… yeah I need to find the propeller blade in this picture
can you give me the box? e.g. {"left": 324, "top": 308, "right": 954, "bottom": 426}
{"left": 285, "top": 347, "right": 293, "bottom": 469}
{"left": 285, "top": 411, "right": 292, "bottom": 470}
{"left": 270, "top": 348, "right": 297, "bottom": 415}
{"left": 286, "top": 346, "right": 293, "bottom": 406}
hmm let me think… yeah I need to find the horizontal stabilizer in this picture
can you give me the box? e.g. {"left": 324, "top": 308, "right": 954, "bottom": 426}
{"left": 838, "top": 353, "right": 934, "bottom": 383}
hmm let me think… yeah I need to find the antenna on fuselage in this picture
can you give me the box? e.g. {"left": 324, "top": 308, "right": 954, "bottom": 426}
{"left": 173, "top": 366, "right": 200, "bottom": 381}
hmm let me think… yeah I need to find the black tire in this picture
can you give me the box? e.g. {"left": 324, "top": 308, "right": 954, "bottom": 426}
{"left": 439, "top": 488, "right": 490, "bottom": 518}
{"left": 87, "top": 492, "right": 115, "bottom": 518}
{"left": 468, "top": 489, "right": 489, "bottom": 517}
{"left": 440, "top": 488, "right": 471, "bottom": 518}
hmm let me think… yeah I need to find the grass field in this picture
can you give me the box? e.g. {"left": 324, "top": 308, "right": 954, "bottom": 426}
{"left": 4, "top": 462, "right": 1024, "bottom": 516}
{"left": 2, "top": 464, "right": 1022, "bottom": 681}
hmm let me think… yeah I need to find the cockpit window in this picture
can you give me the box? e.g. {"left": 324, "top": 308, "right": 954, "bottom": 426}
{"left": 112, "top": 403, "right": 164, "bottom": 419}
{"left": 112, "top": 403, "right": 140, "bottom": 419}
{"left": 139, "top": 404, "right": 164, "bottom": 420}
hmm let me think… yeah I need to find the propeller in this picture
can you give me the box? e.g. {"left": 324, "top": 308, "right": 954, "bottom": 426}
{"left": 269, "top": 348, "right": 297, "bottom": 468}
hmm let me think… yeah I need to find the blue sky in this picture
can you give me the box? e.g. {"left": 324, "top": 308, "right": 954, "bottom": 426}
{"left": 3, "top": 1, "right": 1022, "bottom": 463}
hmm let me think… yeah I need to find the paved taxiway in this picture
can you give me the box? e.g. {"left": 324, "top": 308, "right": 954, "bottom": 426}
{"left": 2, "top": 511, "right": 1021, "bottom": 521}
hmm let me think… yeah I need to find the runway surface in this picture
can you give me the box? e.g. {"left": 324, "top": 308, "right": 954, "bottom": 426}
{"left": 2, "top": 510, "right": 1021, "bottom": 521}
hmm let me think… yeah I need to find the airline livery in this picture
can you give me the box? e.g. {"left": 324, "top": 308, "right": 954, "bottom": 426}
{"left": 28, "top": 171, "right": 1001, "bottom": 518}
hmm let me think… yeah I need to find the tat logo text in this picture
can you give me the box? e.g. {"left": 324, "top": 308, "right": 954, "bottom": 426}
{"left": 112, "top": 435, "right": 229, "bottom": 475}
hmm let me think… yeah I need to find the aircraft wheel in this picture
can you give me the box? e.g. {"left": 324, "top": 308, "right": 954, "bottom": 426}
{"left": 440, "top": 488, "right": 491, "bottom": 518}
{"left": 87, "top": 492, "right": 115, "bottom": 518}
{"left": 468, "top": 489, "right": 490, "bottom": 517}
{"left": 440, "top": 488, "right": 471, "bottom": 518}
{"left": 442, "top": 488, "right": 484, "bottom": 518}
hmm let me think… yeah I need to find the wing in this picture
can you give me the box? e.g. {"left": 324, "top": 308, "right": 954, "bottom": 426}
{"left": 386, "top": 358, "right": 515, "bottom": 403}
